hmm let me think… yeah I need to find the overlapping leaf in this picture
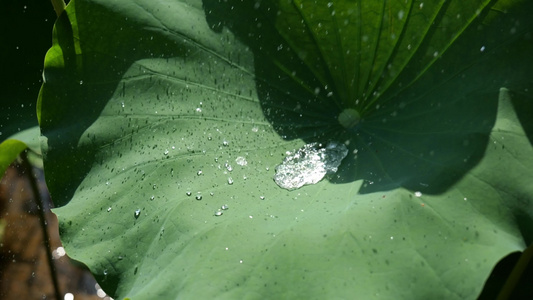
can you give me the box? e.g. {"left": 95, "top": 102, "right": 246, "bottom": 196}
{"left": 39, "top": 0, "right": 533, "bottom": 299}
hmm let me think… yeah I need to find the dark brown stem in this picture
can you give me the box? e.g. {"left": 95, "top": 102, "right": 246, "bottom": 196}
{"left": 20, "top": 150, "right": 62, "bottom": 300}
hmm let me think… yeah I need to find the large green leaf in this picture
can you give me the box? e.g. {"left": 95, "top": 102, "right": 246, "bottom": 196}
{"left": 39, "top": 0, "right": 533, "bottom": 298}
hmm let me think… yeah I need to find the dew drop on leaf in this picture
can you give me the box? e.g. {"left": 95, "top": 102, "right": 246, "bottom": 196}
{"left": 134, "top": 209, "right": 141, "bottom": 219}
{"left": 235, "top": 156, "right": 247, "bottom": 166}
{"left": 274, "top": 142, "right": 348, "bottom": 190}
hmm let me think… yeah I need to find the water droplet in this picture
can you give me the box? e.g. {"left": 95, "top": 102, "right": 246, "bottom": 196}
{"left": 274, "top": 142, "right": 348, "bottom": 190}
{"left": 150, "top": 195, "right": 155, "bottom": 201}
{"left": 252, "top": 127, "right": 259, "bottom": 132}
{"left": 227, "top": 177, "right": 234, "bottom": 185}
{"left": 235, "top": 156, "right": 247, "bottom": 166}
{"left": 222, "top": 140, "right": 229, "bottom": 146}
{"left": 398, "top": 10, "right": 404, "bottom": 20}
{"left": 107, "top": 207, "right": 112, "bottom": 212}
{"left": 79, "top": 80, "right": 83, "bottom": 85}
{"left": 195, "top": 107, "right": 202, "bottom": 113}
{"left": 259, "top": 196, "right": 265, "bottom": 200}
{"left": 164, "top": 149, "right": 169, "bottom": 155}
{"left": 152, "top": 184, "right": 157, "bottom": 190}
{"left": 214, "top": 210, "right": 223, "bottom": 216}
{"left": 196, "top": 194, "right": 203, "bottom": 201}
{"left": 186, "top": 191, "right": 192, "bottom": 196}
{"left": 134, "top": 209, "right": 141, "bottom": 219}
{"left": 414, "top": 191, "right": 422, "bottom": 197}
{"left": 197, "top": 170, "right": 203, "bottom": 176}
{"left": 225, "top": 163, "right": 233, "bottom": 172}
{"left": 221, "top": 204, "right": 229, "bottom": 210}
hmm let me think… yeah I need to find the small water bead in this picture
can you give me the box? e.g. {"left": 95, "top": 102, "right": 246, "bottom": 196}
{"left": 107, "top": 207, "right": 112, "bottom": 212}
{"left": 214, "top": 210, "right": 223, "bottom": 216}
{"left": 235, "top": 156, "right": 247, "bottom": 166}
{"left": 186, "top": 191, "right": 192, "bottom": 196}
{"left": 196, "top": 194, "right": 203, "bottom": 201}
{"left": 222, "top": 140, "right": 229, "bottom": 146}
{"left": 164, "top": 149, "right": 169, "bottom": 156}
{"left": 259, "top": 196, "right": 265, "bottom": 200}
{"left": 221, "top": 204, "right": 229, "bottom": 210}
{"left": 134, "top": 209, "right": 141, "bottom": 219}
{"left": 197, "top": 170, "right": 203, "bottom": 176}
{"left": 225, "top": 163, "right": 233, "bottom": 172}
{"left": 227, "top": 177, "right": 234, "bottom": 185}
{"left": 414, "top": 191, "right": 422, "bottom": 197}
{"left": 150, "top": 195, "right": 155, "bottom": 201}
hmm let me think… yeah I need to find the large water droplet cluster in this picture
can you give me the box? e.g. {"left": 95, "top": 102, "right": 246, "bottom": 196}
{"left": 273, "top": 141, "right": 348, "bottom": 190}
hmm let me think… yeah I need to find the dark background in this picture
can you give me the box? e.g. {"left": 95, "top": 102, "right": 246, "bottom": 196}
{"left": 0, "top": 0, "right": 57, "bottom": 140}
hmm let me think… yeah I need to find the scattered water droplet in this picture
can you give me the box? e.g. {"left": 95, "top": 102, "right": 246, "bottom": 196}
{"left": 227, "top": 177, "right": 234, "bottom": 185}
{"left": 235, "top": 156, "right": 247, "bottom": 166}
{"left": 150, "top": 195, "right": 155, "bottom": 201}
{"left": 197, "top": 170, "right": 203, "bottom": 176}
{"left": 222, "top": 140, "right": 229, "bottom": 146}
{"left": 107, "top": 207, "right": 112, "bottom": 212}
{"left": 186, "top": 191, "right": 192, "bottom": 196}
{"left": 152, "top": 184, "right": 157, "bottom": 190}
{"left": 225, "top": 163, "right": 233, "bottom": 172}
{"left": 274, "top": 141, "right": 348, "bottom": 190}
{"left": 196, "top": 194, "right": 203, "bottom": 201}
{"left": 164, "top": 149, "right": 169, "bottom": 155}
{"left": 221, "top": 204, "right": 229, "bottom": 210}
{"left": 259, "top": 196, "right": 265, "bottom": 200}
{"left": 134, "top": 209, "right": 141, "bottom": 219}
{"left": 414, "top": 191, "right": 422, "bottom": 197}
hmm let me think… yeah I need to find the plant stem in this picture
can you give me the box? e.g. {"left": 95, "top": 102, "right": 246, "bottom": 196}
{"left": 50, "top": 0, "right": 66, "bottom": 17}
{"left": 497, "top": 244, "right": 533, "bottom": 300}
{"left": 20, "top": 151, "right": 62, "bottom": 300}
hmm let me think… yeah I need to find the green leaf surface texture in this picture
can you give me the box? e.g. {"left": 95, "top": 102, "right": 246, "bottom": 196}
{"left": 0, "top": 127, "right": 41, "bottom": 178}
{"left": 39, "top": 0, "right": 533, "bottom": 299}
